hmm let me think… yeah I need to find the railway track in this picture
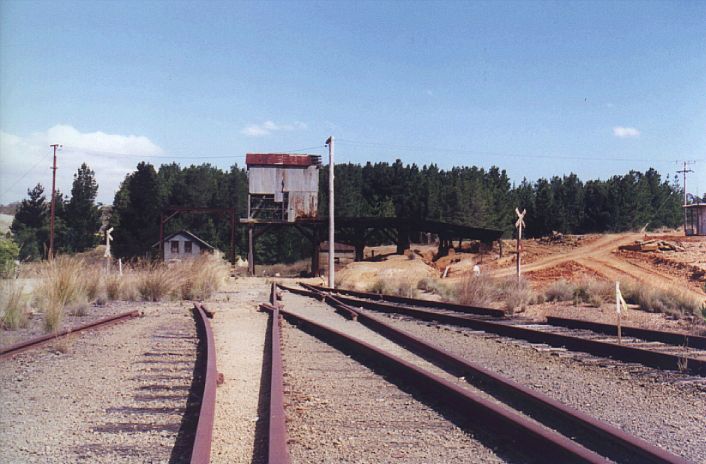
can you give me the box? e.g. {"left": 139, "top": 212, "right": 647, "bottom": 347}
{"left": 0, "top": 310, "right": 140, "bottom": 359}
{"left": 263, "top": 285, "right": 690, "bottom": 463}
{"left": 302, "top": 284, "right": 706, "bottom": 377}
{"left": 0, "top": 304, "right": 217, "bottom": 463}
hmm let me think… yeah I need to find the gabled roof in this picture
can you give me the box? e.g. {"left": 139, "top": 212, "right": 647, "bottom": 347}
{"left": 152, "top": 230, "right": 215, "bottom": 250}
{"left": 246, "top": 153, "right": 320, "bottom": 168}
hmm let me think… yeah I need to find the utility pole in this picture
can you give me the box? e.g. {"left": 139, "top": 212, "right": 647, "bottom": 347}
{"left": 48, "top": 144, "right": 62, "bottom": 260}
{"left": 325, "top": 136, "right": 335, "bottom": 288}
{"left": 515, "top": 208, "right": 526, "bottom": 282}
{"left": 677, "top": 161, "right": 695, "bottom": 235}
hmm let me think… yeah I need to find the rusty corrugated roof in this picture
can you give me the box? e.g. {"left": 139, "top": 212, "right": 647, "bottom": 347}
{"left": 246, "top": 153, "right": 319, "bottom": 167}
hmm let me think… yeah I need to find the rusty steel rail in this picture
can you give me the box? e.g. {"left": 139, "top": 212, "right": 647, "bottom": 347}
{"left": 302, "top": 286, "right": 706, "bottom": 376}
{"left": 546, "top": 316, "right": 706, "bottom": 349}
{"left": 262, "top": 300, "right": 611, "bottom": 463}
{"left": 0, "top": 310, "right": 140, "bottom": 360}
{"left": 190, "top": 303, "right": 217, "bottom": 464}
{"left": 307, "top": 283, "right": 506, "bottom": 318}
{"left": 259, "top": 302, "right": 291, "bottom": 464}
{"left": 288, "top": 285, "right": 688, "bottom": 464}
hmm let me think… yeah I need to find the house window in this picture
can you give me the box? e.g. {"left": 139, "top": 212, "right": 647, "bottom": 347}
{"left": 171, "top": 241, "right": 179, "bottom": 254}
{"left": 184, "top": 241, "right": 193, "bottom": 254}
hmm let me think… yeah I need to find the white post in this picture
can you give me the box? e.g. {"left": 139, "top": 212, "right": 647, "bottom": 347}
{"left": 326, "top": 136, "right": 335, "bottom": 288}
{"left": 118, "top": 258, "right": 123, "bottom": 276}
{"left": 515, "top": 208, "right": 526, "bottom": 282}
{"left": 615, "top": 281, "right": 622, "bottom": 344}
{"left": 104, "top": 227, "right": 114, "bottom": 274}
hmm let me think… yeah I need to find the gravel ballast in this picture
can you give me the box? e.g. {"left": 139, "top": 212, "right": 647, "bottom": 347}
{"left": 209, "top": 277, "right": 270, "bottom": 464}
{"left": 281, "top": 315, "right": 506, "bottom": 463}
{"left": 0, "top": 301, "right": 198, "bottom": 463}
{"left": 375, "top": 311, "right": 706, "bottom": 462}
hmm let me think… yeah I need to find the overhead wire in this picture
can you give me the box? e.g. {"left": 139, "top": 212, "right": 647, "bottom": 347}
{"left": 60, "top": 144, "right": 326, "bottom": 160}
{"left": 0, "top": 157, "right": 48, "bottom": 200}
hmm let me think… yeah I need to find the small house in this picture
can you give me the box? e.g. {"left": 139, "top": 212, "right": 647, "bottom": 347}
{"left": 684, "top": 204, "right": 706, "bottom": 236}
{"left": 154, "top": 230, "right": 215, "bottom": 261}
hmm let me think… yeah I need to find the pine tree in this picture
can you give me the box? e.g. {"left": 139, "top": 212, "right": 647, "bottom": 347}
{"left": 65, "top": 163, "right": 101, "bottom": 252}
{"left": 11, "top": 184, "right": 49, "bottom": 260}
{"left": 112, "top": 162, "right": 163, "bottom": 258}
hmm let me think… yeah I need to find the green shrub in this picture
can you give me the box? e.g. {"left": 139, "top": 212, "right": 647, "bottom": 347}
{"left": 0, "top": 237, "right": 19, "bottom": 278}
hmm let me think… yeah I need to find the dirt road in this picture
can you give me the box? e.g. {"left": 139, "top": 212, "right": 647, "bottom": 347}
{"left": 493, "top": 233, "right": 706, "bottom": 301}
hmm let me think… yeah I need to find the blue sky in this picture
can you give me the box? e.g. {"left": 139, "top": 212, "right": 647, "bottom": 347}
{"left": 1, "top": 0, "right": 705, "bottom": 204}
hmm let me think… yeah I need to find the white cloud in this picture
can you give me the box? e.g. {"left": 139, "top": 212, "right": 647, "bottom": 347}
{"left": 612, "top": 126, "right": 640, "bottom": 138}
{"left": 0, "top": 124, "right": 164, "bottom": 205}
{"left": 241, "top": 120, "right": 307, "bottom": 137}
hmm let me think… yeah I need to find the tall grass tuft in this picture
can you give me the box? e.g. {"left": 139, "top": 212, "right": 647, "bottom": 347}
{"left": 499, "top": 278, "right": 537, "bottom": 314}
{"left": 136, "top": 261, "right": 178, "bottom": 302}
{"left": 456, "top": 275, "right": 539, "bottom": 315}
{"left": 417, "top": 277, "right": 455, "bottom": 301}
{"left": 369, "top": 279, "right": 388, "bottom": 294}
{"left": 1, "top": 280, "right": 29, "bottom": 329}
{"left": 621, "top": 280, "right": 705, "bottom": 319}
{"left": 456, "top": 274, "right": 499, "bottom": 306}
{"left": 85, "top": 274, "right": 103, "bottom": 302}
{"left": 545, "top": 278, "right": 612, "bottom": 307}
{"left": 545, "top": 279, "right": 575, "bottom": 302}
{"left": 176, "top": 255, "right": 229, "bottom": 300}
{"left": 36, "top": 256, "right": 87, "bottom": 332}
{"left": 105, "top": 274, "right": 122, "bottom": 300}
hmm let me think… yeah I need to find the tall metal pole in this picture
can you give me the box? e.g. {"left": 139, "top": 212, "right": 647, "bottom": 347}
{"left": 677, "top": 161, "right": 695, "bottom": 235}
{"left": 48, "top": 144, "right": 61, "bottom": 260}
{"left": 326, "top": 136, "right": 335, "bottom": 288}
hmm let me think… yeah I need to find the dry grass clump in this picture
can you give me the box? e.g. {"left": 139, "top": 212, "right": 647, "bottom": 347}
{"left": 105, "top": 274, "right": 123, "bottom": 300}
{"left": 134, "top": 261, "right": 179, "bottom": 302}
{"left": 258, "top": 259, "right": 310, "bottom": 277}
{"left": 85, "top": 274, "right": 103, "bottom": 302}
{"left": 176, "top": 255, "right": 230, "bottom": 300}
{"left": 369, "top": 279, "right": 388, "bottom": 294}
{"left": 1, "top": 280, "right": 30, "bottom": 330}
{"left": 456, "top": 274, "right": 499, "bottom": 306}
{"left": 366, "top": 278, "right": 418, "bottom": 298}
{"left": 545, "top": 278, "right": 612, "bottom": 308}
{"left": 573, "top": 279, "right": 612, "bottom": 307}
{"left": 417, "top": 277, "right": 455, "bottom": 301}
{"left": 456, "top": 275, "right": 539, "bottom": 314}
{"left": 396, "top": 281, "right": 417, "bottom": 298}
{"left": 545, "top": 279, "right": 575, "bottom": 302}
{"left": 621, "top": 281, "right": 705, "bottom": 319}
{"left": 35, "top": 256, "right": 88, "bottom": 332}
{"left": 499, "top": 279, "right": 538, "bottom": 314}
{"left": 116, "top": 255, "right": 229, "bottom": 302}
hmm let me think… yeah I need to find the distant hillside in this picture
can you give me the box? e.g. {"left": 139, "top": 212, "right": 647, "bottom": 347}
{"left": 0, "top": 213, "right": 13, "bottom": 234}
{"left": 0, "top": 202, "right": 19, "bottom": 215}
